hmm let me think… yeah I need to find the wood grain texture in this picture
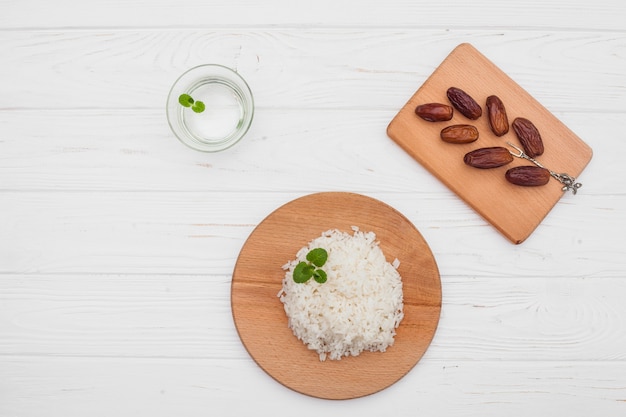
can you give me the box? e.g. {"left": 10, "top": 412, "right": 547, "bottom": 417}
{"left": 2, "top": 357, "right": 626, "bottom": 417}
{"left": 2, "top": 192, "right": 624, "bottom": 277}
{"left": 231, "top": 192, "right": 441, "bottom": 399}
{"left": 2, "top": 0, "right": 626, "bottom": 415}
{"left": 387, "top": 43, "right": 593, "bottom": 244}
{"left": 2, "top": 0, "right": 625, "bottom": 30}
{"left": 2, "top": 274, "right": 626, "bottom": 361}
{"left": 0, "top": 30, "right": 623, "bottom": 111}
{"left": 0, "top": 108, "right": 611, "bottom": 193}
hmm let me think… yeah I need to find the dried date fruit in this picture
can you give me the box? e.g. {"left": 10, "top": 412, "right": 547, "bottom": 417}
{"left": 505, "top": 165, "right": 551, "bottom": 186}
{"left": 446, "top": 87, "right": 482, "bottom": 120}
{"left": 440, "top": 124, "right": 479, "bottom": 144}
{"left": 512, "top": 117, "right": 544, "bottom": 157}
{"left": 415, "top": 103, "right": 454, "bottom": 122}
{"left": 463, "top": 146, "right": 514, "bottom": 169}
{"left": 486, "top": 95, "right": 509, "bottom": 136}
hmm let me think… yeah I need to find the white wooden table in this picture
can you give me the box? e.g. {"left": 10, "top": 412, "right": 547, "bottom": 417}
{"left": 2, "top": 1, "right": 625, "bottom": 415}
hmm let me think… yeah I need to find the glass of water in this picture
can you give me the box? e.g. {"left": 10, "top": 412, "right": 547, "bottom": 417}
{"left": 166, "top": 64, "right": 254, "bottom": 152}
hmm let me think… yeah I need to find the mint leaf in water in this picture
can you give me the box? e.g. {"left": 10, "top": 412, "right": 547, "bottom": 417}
{"left": 191, "top": 100, "right": 205, "bottom": 113}
{"left": 178, "top": 94, "right": 194, "bottom": 107}
{"left": 178, "top": 94, "right": 205, "bottom": 113}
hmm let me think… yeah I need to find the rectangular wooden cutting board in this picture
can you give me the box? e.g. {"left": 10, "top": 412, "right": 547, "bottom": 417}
{"left": 387, "top": 43, "right": 593, "bottom": 244}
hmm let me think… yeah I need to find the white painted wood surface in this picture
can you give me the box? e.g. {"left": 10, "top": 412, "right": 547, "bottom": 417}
{"left": 1, "top": 0, "right": 625, "bottom": 415}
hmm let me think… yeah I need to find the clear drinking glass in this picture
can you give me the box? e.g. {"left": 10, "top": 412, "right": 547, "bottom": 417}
{"left": 166, "top": 64, "right": 254, "bottom": 152}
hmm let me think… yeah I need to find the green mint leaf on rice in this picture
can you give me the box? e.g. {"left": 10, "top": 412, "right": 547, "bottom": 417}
{"left": 293, "top": 262, "right": 314, "bottom": 283}
{"left": 313, "top": 269, "right": 327, "bottom": 284}
{"left": 306, "top": 248, "right": 328, "bottom": 267}
{"left": 293, "top": 248, "right": 329, "bottom": 284}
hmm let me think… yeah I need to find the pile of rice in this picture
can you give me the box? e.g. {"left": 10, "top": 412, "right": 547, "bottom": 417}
{"left": 278, "top": 227, "right": 404, "bottom": 361}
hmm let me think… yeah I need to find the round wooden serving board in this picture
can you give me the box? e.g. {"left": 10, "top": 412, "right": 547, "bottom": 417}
{"left": 231, "top": 192, "right": 442, "bottom": 399}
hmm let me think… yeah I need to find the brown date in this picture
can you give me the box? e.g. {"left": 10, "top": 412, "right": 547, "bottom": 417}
{"left": 512, "top": 117, "right": 544, "bottom": 157}
{"left": 415, "top": 103, "right": 453, "bottom": 122}
{"left": 505, "top": 166, "right": 551, "bottom": 186}
{"left": 463, "top": 147, "right": 514, "bottom": 169}
{"left": 446, "top": 87, "right": 482, "bottom": 120}
{"left": 486, "top": 95, "right": 509, "bottom": 136}
{"left": 440, "top": 124, "right": 479, "bottom": 144}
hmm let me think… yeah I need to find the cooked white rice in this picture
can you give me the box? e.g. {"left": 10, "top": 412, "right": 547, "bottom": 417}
{"left": 278, "top": 227, "right": 404, "bottom": 361}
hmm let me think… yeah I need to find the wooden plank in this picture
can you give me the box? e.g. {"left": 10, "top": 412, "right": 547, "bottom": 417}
{"left": 1, "top": 192, "right": 623, "bottom": 276}
{"left": 0, "top": 109, "right": 613, "bottom": 193}
{"left": 0, "top": 30, "right": 623, "bottom": 111}
{"left": 1, "top": 356, "right": 625, "bottom": 416}
{"left": 1, "top": 274, "right": 625, "bottom": 361}
{"left": 1, "top": 0, "right": 624, "bottom": 30}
